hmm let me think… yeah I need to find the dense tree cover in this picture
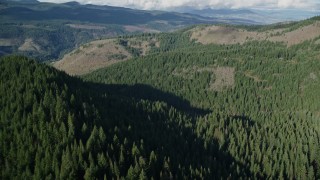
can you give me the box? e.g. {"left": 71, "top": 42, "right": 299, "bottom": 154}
{"left": 2, "top": 18, "right": 320, "bottom": 179}
{"left": 0, "top": 56, "right": 249, "bottom": 179}
{"left": 85, "top": 34, "right": 320, "bottom": 178}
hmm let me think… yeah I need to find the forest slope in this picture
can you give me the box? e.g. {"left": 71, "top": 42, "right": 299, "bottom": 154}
{"left": 1, "top": 56, "right": 249, "bottom": 179}
{"left": 84, "top": 28, "right": 320, "bottom": 178}
{"left": 3, "top": 17, "right": 320, "bottom": 179}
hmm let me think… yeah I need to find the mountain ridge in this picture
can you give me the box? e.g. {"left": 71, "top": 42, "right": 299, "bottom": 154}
{"left": 2, "top": 0, "right": 283, "bottom": 61}
{"left": 54, "top": 17, "right": 320, "bottom": 75}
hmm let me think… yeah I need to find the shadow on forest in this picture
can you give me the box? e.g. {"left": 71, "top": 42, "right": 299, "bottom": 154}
{"left": 80, "top": 80, "right": 253, "bottom": 178}
{"left": 87, "top": 82, "right": 211, "bottom": 116}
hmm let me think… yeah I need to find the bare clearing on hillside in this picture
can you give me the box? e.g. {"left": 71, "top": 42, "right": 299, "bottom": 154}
{"left": 172, "top": 66, "right": 235, "bottom": 91}
{"left": 269, "top": 22, "right": 320, "bottom": 46}
{"left": 210, "top": 67, "right": 235, "bottom": 91}
{"left": 191, "top": 22, "right": 320, "bottom": 46}
{"left": 18, "top": 38, "right": 42, "bottom": 52}
{"left": 67, "top": 24, "right": 106, "bottom": 30}
{"left": 191, "top": 26, "right": 257, "bottom": 45}
{"left": 53, "top": 39, "right": 131, "bottom": 75}
{"left": 0, "top": 38, "right": 19, "bottom": 46}
{"left": 124, "top": 25, "right": 160, "bottom": 33}
{"left": 53, "top": 36, "right": 160, "bottom": 75}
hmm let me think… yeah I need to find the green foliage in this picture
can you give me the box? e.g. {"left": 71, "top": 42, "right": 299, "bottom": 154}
{"left": 0, "top": 56, "right": 239, "bottom": 179}
{"left": 150, "top": 31, "right": 195, "bottom": 53}
{"left": 2, "top": 17, "right": 320, "bottom": 179}
{"left": 84, "top": 36, "right": 320, "bottom": 179}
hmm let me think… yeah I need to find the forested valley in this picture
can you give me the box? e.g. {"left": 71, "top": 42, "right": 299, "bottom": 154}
{"left": 1, "top": 16, "right": 320, "bottom": 179}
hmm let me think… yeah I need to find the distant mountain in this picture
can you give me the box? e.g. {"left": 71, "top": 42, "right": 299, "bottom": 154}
{"left": 0, "top": 1, "right": 266, "bottom": 61}
{"left": 1, "top": 0, "right": 38, "bottom": 3}
{"left": 252, "top": 8, "right": 320, "bottom": 22}
{"left": 185, "top": 8, "right": 263, "bottom": 24}
{"left": 0, "top": 1, "right": 218, "bottom": 27}
{"left": 189, "top": 8, "right": 255, "bottom": 16}
{"left": 1, "top": 1, "right": 317, "bottom": 61}
{"left": 177, "top": 7, "right": 319, "bottom": 24}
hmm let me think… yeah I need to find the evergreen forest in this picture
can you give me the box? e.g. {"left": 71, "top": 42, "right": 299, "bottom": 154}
{"left": 1, "top": 17, "right": 320, "bottom": 179}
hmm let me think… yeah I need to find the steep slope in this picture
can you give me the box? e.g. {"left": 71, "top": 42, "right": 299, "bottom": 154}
{"left": 53, "top": 39, "right": 132, "bottom": 75}
{"left": 0, "top": 56, "right": 103, "bottom": 179}
{"left": 53, "top": 34, "right": 160, "bottom": 75}
{"left": 1, "top": 56, "right": 250, "bottom": 179}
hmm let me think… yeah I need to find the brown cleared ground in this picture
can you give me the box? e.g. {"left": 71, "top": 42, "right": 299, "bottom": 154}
{"left": 18, "top": 38, "right": 42, "bottom": 52}
{"left": 53, "top": 36, "right": 159, "bottom": 75}
{"left": 53, "top": 39, "right": 132, "bottom": 75}
{"left": 172, "top": 66, "right": 235, "bottom": 91}
{"left": 66, "top": 24, "right": 106, "bottom": 30}
{"left": 124, "top": 25, "right": 160, "bottom": 33}
{"left": 269, "top": 22, "right": 320, "bottom": 46}
{"left": 191, "top": 22, "right": 320, "bottom": 46}
{"left": 0, "top": 38, "right": 19, "bottom": 46}
{"left": 210, "top": 67, "right": 235, "bottom": 91}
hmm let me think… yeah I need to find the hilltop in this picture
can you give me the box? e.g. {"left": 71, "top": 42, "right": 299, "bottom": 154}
{"left": 53, "top": 39, "right": 132, "bottom": 75}
{"left": 190, "top": 18, "right": 320, "bottom": 46}
{"left": 54, "top": 17, "right": 320, "bottom": 75}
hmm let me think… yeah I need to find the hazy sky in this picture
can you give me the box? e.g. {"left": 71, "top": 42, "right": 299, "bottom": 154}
{"left": 38, "top": 0, "right": 320, "bottom": 10}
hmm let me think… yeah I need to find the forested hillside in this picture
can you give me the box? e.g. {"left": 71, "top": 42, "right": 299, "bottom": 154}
{"left": 84, "top": 27, "right": 320, "bottom": 178}
{"left": 1, "top": 56, "right": 248, "bottom": 179}
{"left": 2, "top": 17, "right": 320, "bottom": 179}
